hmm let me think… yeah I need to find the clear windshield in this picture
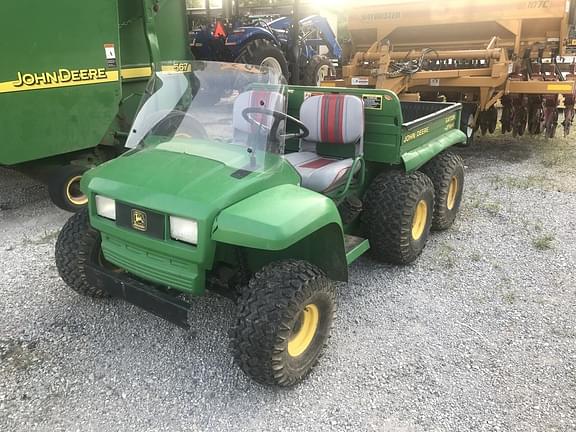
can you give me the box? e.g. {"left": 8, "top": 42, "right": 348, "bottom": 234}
{"left": 125, "top": 61, "right": 287, "bottom": 173}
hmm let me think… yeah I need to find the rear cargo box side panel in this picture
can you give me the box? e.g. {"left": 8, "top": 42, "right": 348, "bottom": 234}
{"left": 400, "top": 105, "right": 461, "bottom": 154}
{"left": 0, "top": 0, "right": 122, "bottom": 165}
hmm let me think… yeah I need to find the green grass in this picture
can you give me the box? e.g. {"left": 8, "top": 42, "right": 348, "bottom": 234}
{"left": 532, "top": 233, "right": 555, "bottom": 251}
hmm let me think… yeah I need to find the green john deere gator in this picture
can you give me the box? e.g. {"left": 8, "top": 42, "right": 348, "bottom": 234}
{"left": 55, "top": 60, "right": 466, "bottom": 386}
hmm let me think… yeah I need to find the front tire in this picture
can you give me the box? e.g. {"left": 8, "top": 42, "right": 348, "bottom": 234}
{"left": 420, "top": 151, "right": 465, "bottom": 231}
{"left": 231, "top": 260, "right": 336, "bottom": 387}
{"left": 235, "top": 39, "right": 289, "bottom": 80}
{"left": 363, "top": 171, "right": 434, "bottom": 264}
{"left": 303, "top": 55, "right": 334, "bottom": 86}
{"left": 55, "top": 208, "right": 109, "bottom": 298}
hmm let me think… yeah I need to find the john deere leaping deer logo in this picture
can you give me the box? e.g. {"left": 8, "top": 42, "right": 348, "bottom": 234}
{"left": 131, "top": 209, "right": 147, "bottom": 232}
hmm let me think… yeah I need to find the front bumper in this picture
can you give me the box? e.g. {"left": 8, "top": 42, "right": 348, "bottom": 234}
{"left": 86, "top": 259, "right": 191, "bottom": 329}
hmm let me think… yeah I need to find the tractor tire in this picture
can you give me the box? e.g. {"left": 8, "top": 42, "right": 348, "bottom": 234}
{"left": 48, "top": 164, "right": 88, "bottom": 212}
{"left": 235, "top": 39, "right": 289, "bottom": 80}
{"left": 458, "top": 103, "right": 476, "bottom": 147}
{"left": 231, "top": 260, "right": 336, "bottom": 387}
{"left": 363, "top": 170, "right": 434, "bottom": 264}
{"left": 303, "top": 55, "right": 333, "bottom": 86}
{"left": 55, "top": 208, "right": 110, "bottom": 298}
{"left": 420, "top": 151, "right": 465, "bottom": 231}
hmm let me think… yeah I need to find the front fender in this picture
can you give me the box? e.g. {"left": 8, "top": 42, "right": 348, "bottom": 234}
{"left": 212, "top": 184, "right": 341, "bottom": 250}
{"left": 212, "top": 184, "right": 348, "bottom": 281}
{"left": 225, "top": 27, "right": 278, "bottom": 50}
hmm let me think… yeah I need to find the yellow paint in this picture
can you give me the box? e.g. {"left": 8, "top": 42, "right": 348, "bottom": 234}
{"left": 403, "top": 126, "right": 430, "bottom": 143}
{"left": 65, "top": 176, "right": 88, "bottom": 206}
{"left": 411, "top": 200, "right": 428, "bottom": 240}
{"left": 120, "top": 67, "right": 152, "bottom": 79}
{"left": 161, "top": 63, "right": 193, "bottom": 73}
{"left": 0, "top": 69, "right": 119, "bottom": 94}
{"left": 547, "top": 84, "right": 573, "bottom": 92}
{"left": 0, "top": 62, "right": 195, "bottom": 94}
{"left": 287, "top": 304, "right": 320, "bottom": 357}
{"left": 446, "top": 176, "right": 458, "bottom": 210}
{"left": 131, "top": 209, "right": 148, "bottom": 232}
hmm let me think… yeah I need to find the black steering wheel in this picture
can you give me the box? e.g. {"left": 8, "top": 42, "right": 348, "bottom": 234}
{"left": 241, "top": 107, "right": 309, "bottom": 140}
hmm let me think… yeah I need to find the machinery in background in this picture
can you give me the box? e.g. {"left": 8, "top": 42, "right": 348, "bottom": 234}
{"left": 0, "top": 0, "right": 191, "bottom": 211}
{"left": 325, "top": 0, "right": 576, "bottom": 142}
{"left": 189, "top": 0, "right": 342, "bottom": 86}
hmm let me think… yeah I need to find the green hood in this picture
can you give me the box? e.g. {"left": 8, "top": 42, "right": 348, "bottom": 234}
{"left": 83, "top": 147, "right": 299, "bottom": 220}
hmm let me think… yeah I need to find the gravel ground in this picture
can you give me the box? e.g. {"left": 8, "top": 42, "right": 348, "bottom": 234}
{"left": 1, "top": 135, "right": 575, "bottom": 431}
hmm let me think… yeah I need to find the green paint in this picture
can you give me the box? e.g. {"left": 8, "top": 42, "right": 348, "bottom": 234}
{"left": 401, "top": 129, "right": 467, "bottom": 172}
{"left": 80, "top": 78, "right": 465, "bottom": 296}
{"left": 213, "top": 184, "right": 342, "bottom": 250}
{"left": 346, "top": 239, "right": 370, "bottom": 265}
{"left": 0, "top": 0, "right": 191, "bottom": 166}
{"left": 84, "top": 147, "right": 300, "bottom": 295}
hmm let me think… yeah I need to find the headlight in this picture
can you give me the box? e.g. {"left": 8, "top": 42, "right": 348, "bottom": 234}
{"left": 95, "top": 195, "right": 116, "bottom": 220}
{"left": 170, "top": 216, "right": 198, "bottom": 245}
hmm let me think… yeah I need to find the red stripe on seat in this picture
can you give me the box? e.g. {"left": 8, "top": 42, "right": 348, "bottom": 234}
{"left": 300, "top": 158, "right": 335, "bottom": 169}
{"left": 319, "top": 95, "right": 346, "bottom": 144}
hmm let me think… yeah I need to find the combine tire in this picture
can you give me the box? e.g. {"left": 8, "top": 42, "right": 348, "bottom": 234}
{"left": 232, "top": 260, "right": 336, "bottom": 387}
{"left": 420, "top": 151, "right": 465, "bottom": 231}
{"left": 363, "top": 171, "right": 434, "bottom": 264}
{"left": 48, "top": 165, "right": 88, "bottom": 212}
{"left": 303, "top": 55, "right": 333, "bottom": 86}
{"left": 235, "top": 39, "right": 289, "bottom": 80}
{"left": 55, "top": 209, "right": 110, "bottom": 298}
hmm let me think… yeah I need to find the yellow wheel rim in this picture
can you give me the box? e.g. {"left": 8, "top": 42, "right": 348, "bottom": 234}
{"left": 446, "top": 176, "right": 458, "bottom": 210}
{"left": 65, "top": 175, "right": 88, "bottom": 206}
{"left": 411, "top": 200, "right": 428, "bottom": 241}
{"left": 287, "top": 304, "right": 320, "bottom": 357}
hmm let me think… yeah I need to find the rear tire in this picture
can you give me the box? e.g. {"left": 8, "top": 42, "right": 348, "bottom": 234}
{"left": 48, "top": 165, "right": 88, "bottom": 212}
{"left": 231, "top": 260, "right": 336, "bottom": 387}
{"left": 420, "top": 151, "right": 465, "bottom": 231}
{"left": 363, "top": 171, "right": 434, "bottom": 264}
{"left": 55, "top": 208, "right": 109, "bottom": 298}
{"left": 235, "top": 39, "right": 289, "bottom": 80}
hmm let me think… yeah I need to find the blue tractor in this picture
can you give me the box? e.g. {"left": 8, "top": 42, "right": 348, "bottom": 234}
{"left": 189, "top": 0, "right": 342, "bottom": 86}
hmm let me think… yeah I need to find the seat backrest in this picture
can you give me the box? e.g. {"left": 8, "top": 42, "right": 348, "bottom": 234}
{"left": 233, "top": 90, "right": 286, "bottom": 138}
{"left": 299, "top": 94, "right": 364, "bottom": 157}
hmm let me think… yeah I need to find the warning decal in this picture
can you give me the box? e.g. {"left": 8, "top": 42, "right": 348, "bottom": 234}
{"left": 362, "top": 94, "right": 383, "bottom": 110}
{"left": 104, "top": 44, "right": 117, "bottom": 68}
